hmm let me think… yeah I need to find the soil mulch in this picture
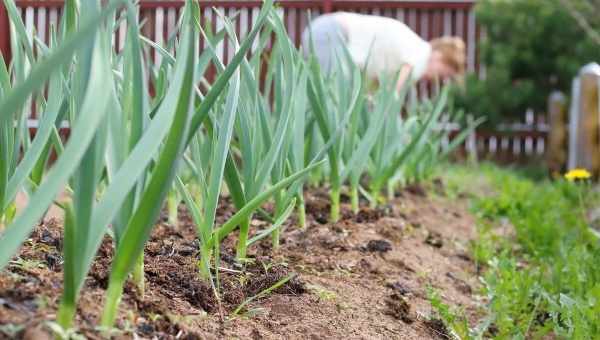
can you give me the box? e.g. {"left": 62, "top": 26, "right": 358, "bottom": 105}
{"left": 1, "top": 180, "right": 481, "bottom": 339}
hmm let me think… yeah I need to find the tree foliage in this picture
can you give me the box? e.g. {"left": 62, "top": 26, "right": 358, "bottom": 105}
{"left": 452, "top": 0, "right": 600, "bottom": 124}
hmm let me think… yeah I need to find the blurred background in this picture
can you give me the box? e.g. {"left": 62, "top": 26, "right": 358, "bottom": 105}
{"left": 1, "top": 0, "right": 598, "bottom": 173}
{"left": 454, "top": 0, "right": 600, "bottom": 125}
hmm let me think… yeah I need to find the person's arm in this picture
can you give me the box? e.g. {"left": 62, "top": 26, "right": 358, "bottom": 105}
{"left": 396, "top": 64, "right": 413, "bottom": 93}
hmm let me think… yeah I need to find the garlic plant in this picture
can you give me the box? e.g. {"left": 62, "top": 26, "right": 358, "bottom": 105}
{"left": 0, "top": 0, "right": 472, "bottom": 331}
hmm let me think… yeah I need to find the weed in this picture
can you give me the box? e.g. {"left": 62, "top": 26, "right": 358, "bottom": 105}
{"left": 441, "top": 164, "right": 600, "bottom": 339}
{"left": 0, "top": 324, "right": 24, "bottom": 338}
{"left": 307, "top": 284, "right": 337, "bottom": 301}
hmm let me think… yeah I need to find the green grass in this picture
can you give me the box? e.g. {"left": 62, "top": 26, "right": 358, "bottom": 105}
{"left": 437, "top": 164, "right": 600, "bottom": 339}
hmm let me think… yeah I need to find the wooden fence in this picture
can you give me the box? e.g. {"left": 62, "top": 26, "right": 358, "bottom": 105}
{"left": 475, "top": 113, "right": 548, "bottom": 163}
{"left": 0, "top": 0, "right": 481, "bottom": 96}
{"left": 443, "top": 111, "right": 549, "bottom": 163}
{"left": 1, "top": 1, "right": 480, "bottom": 61}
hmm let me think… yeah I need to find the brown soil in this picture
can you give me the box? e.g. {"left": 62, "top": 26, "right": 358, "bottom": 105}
{"left": 1, "top": 180, "right": 481, "bottom": 339}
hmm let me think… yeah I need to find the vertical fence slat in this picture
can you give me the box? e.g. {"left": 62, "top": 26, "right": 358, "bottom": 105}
{"left": 154, "top": 6, "right": 164, "bottom": 65}
{"left": 467, "top": 8, "right": 476, "bottom": 73}
{"left": 36, "top": 7, "right": 46, "bottom": 44}
{"left": 396, "top": 8, "right": 405, "bottom": 22}
{"left": 24, "top": 6, "right": 33, "bottom": 44}
{"left": 118, "top": 13, "right": 126, "bottom": 52}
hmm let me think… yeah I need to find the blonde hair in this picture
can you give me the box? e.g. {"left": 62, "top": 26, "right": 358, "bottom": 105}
{"left": 430, "top": 36, "right": 466, "bottom": 76}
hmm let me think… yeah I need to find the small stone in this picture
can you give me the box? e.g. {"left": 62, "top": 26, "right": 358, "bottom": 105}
{"left": 44, "top": 253, "right": 61, "bottom": 271}
{"left": 315, "top": 213, "right": 328, "bottom": 225}
{"left": 178, "top": 245, "right": 196, "bottom": 256}
{"left": 39, "top": 229, "right": 60, "bottom": 248}
{"left": 366, "top": 239, "right": 392, "bottom": 253}
{"left": 137, "top": 322, "right": 155, "bottom": 335}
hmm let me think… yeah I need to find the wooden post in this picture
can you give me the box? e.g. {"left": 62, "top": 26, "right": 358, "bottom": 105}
{"left": 569, "top": 63, "right": 600, "bottom": 175}
{"left": 547, "top": 91, "right": 567, "bottom": 173}
{"left": 466, "top": 114, "right": 478, "bottom": 163}
{"left": 0, "top": 2, "right": 10, "bottom": 67}
{"left": 580, "top": 70, "right": 600, "bottom": 175}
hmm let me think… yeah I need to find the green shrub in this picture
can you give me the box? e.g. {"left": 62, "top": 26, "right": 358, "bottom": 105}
{"left": 452, "top": 0, "right": 600, "bottom": 125}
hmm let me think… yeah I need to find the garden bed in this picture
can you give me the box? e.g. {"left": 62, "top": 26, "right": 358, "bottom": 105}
{"left": 1, "top": 182, "right": 481, "bottom": 339}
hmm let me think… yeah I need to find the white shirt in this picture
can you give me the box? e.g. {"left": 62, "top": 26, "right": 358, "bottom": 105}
{"left": 303, "top": 12, "right": 432, "bottom": 81}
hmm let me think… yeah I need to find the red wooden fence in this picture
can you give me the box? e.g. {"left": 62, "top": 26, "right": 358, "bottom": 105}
{"left": 0, "top": 1, "right": 480, "bottom": 72}
{"left": 0, "top": 0, "right": 480, "bottom": 114}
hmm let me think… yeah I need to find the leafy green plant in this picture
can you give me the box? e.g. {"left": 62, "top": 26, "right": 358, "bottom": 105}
{"left": 306, "top": 50, "right": 362, "bottom": 222}
{"left": 446, "top": 164, "right": 600, "bottom": 338}
{"left": 221, "top": 11, "right": 306, "bottom": 257}
{"left": 175, "top": 2, "right": 312, "bottom": 274}
{"left": 232, "top": 274, "right": 295, "bottom": 316}
{"left": 427, "top": 287, "right": 479, "bottom": 339}
{"left": 402, "top": 107, "right": 482, "bottom": 185}
{"left": 99, "top": 0, "right": 200, "bottom": 326}
{"left": 0, "top": 0, "right": 127, "bottom": 271}
{"left": 367, "top": 87, "right": 455, "bottom": 205}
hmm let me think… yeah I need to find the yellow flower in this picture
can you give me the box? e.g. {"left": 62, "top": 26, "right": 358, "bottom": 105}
{"left": 564, "top": 168, "right": 592, "bottom": 182}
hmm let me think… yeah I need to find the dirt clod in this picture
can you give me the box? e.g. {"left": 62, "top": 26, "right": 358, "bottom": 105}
{"left": 386, "top": 281, "right": 412, "bottom": 296}
{"left": 22, "top": 325, "right": 51, "bottom": 340}
{"left": 405, "top": 184, "right": 427, "bottom": 197}
{"left": 425, "top": 231, "right": 444, "bottom": 248}
{"left": 45, "top": 253, "right": 62, "bottom": 271}
{"left": 37, "top": 224, "right": 61, "bottom": 249}
{"left": 365, "top": 239, "right": 392, "bottom": 253}
{"left": 305, "top": 195, "right": 330, "bottom": 225}
{"left": 355, "top": 208, "right": 383, "bottom": 223}
{"left": 144, "top": 260, "right": 217, "bottom": 312}
{"left": 433, "top": 178, "right": 445, "bottom": 195}
{"left": 250, "top": 328, "right": 262, "bottom": 340}
{"left": 315, "top": 214, "right": 328, "bottom": 224}
{"left": 424, "top": 318, "right": 450, "bottom": 339}
{"left": 244, "top": 263, "right": 305, "bottom": 297}
{"left": 385, "top": 293, "right": 413, "bottom": 323}
{"left": 177, "top": 243, "right": 198, "bottom": 256}
{"left": 485, "top": 323, "right": 500, "bottom": 337}
{"left": 137, "top": 322, "right": 155, "bottom": 336}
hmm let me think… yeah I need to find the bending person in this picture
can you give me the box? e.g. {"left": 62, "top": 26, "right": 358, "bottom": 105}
{"left": 302, "top": 12, "right": 466, "bottom": 92}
